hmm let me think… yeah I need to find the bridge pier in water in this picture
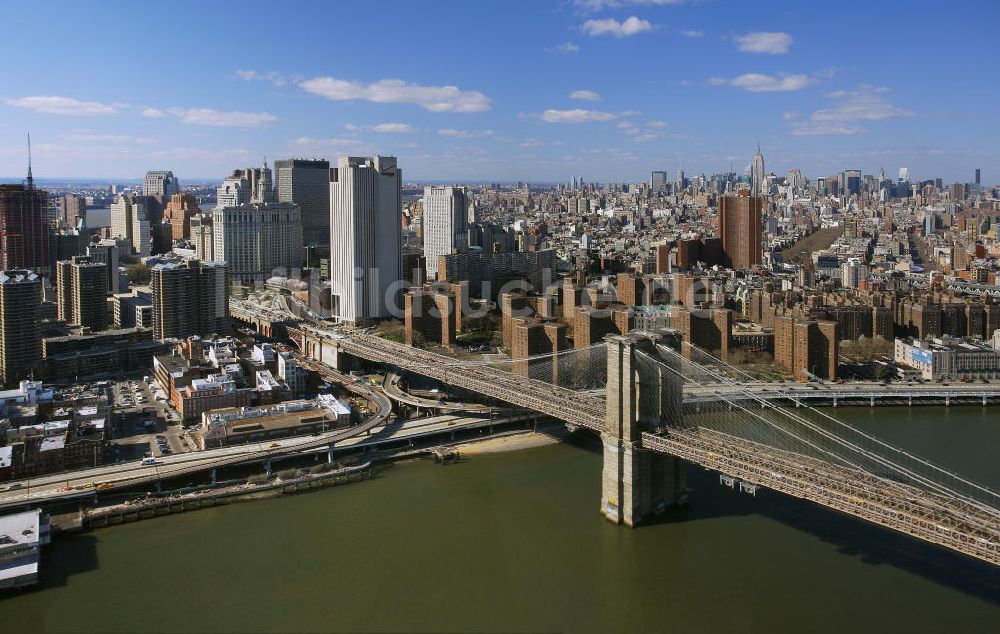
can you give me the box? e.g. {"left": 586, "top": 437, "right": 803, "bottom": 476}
{"left": 601, "top": 333, "right": 687, "bottom": 527}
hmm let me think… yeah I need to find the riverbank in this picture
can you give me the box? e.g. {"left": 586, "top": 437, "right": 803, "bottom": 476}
{"left": 457, "top": 427, "right": 569, "bottom": 455}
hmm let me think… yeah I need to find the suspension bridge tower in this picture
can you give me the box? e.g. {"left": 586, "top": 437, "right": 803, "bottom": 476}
{"left": 601, "top": 332, "right": 687, "bottom": 526}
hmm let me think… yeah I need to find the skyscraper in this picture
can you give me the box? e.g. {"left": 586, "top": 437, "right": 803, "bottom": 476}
{"left": 143, "top": 170, "right": 180, "bottom": 198}
{"left": 329, "top": 155, "right": 402, "bottom": 324}
{"left": 0, "top": 269, "right": 41, "bottom": 385}
{"left": 151, "top": 260, "right": 228, "bottom": 340}
{"left": 212, "top": 162, "right": 303, "bottom": 285}
{"left": 975, "top": 168, "right": 981, "bottom": 186}
{"left": 55, "top": 255, "right": 108, "bottom": 330}
{"left": 750, "top": 143, "right": 766, "bottom": 195}
{"left": 274, "top": 159, "right": 331, "bottom": 246}
{"left": 87, "top": 239, "right": 121, "bottom": 294}
{"left": 61, "top": 193, "right": 87, "bottom": 228}
{"left": 0, "top": 169, "right": 50, "bottom": 273}
{"left": 163, "top": 193, "right": 201, "bottom": 241}
{"left": 718, "top": 191, "right": 762, "bottom": 270}
{"left": 422, "top": 186, "right": 469, "bottom": 279}
{"left": 650, "top": 171, "right": 667, "bottom": 193}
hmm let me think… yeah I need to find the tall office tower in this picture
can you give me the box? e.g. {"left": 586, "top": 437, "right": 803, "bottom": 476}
{"left": 56, "top": 255, "right": 108, "bottom": 330}
{"left": 0, "top": 269, "right": 41, "bottom": 385}
{"left": 718, "top": 191, "right": 762, "bottom": 270}
{"left": 62, "top": 193, "right": 87, "bottom": 227}
{"left": 329, "top": 155, "right": 402, "bottom": 324}
{"left": 786, "top": 169, "right": 804, "bottom": 191}
{"left": 163, "top": 193, "right": 201, "bottom": 241}
{"left": 216, "top": 171, "right": 252, "bottom": 207}
{"left": 750, "top": 143, "right": 766, "bottom": 195}
{"left": 87, "top": 239, "right": 121, "bottom": 294}
{"left": 131, "top": 202, "right": 151, "bottom": 257}
{"left": 676, "top": 169, "right": 685, "bottom": 191}
{"left": 190, "top": 214, "right": 214, "bottom": 261}
{"left": 422, "top": 186, "right": 469, "bottom": 279}
{"left": 274, "top": 159, "right": 331, "bottom": 246}
{"left": 0, "top": 168, "right": 50, "bottom": 273}
{"left": 143, "top": 170, "right": 180, "bottom": 198}
{"left": 898, "top": 167, "right": 910, "bottom": 184}
{"left": 212, "top": 166, "right": 302, "bottom": 285}
{"left": 150, "top": 260, "right": 228, "bottom": 340}
{"left": 975, "top": 168, "right": 981, "bottom": 186}
{"left": 842, "top": 169, "right": 862, "bottom": 197}
{"left": 110, "top": 194, "right": 133, "bottom": 245}
{"left": 650, "top": 171, "right": 667, "bottom": 193}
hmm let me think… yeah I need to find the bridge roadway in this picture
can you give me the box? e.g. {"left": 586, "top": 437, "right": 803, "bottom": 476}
{"left": 338, "top": 334, "right": 1000, "bottom": 565}
{"left": 0, "top": 370, "right": 393, "bottom": 511}
{"left": 382, "top": 372, "right": 496, "bottom": 413}
{"left": 341, "top": 335, "right": 605, "bottom": 431}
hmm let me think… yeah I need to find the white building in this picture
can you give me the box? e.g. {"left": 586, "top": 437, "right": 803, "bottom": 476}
{"left": 212, "top": 163, "right": 302, "bottom": 285}
{"left": 894, "top": 336, "right": 1000, "bottom": 381}
{"left": 841, "top": 258, "right": 869, "bottom": 289}
{"left": 109, "top": 195, "right": 133, "bottom": 247}
{"left": 328, "top": 156, "right": 402, "bottom": 324}
{"left": 0, "top": 509, "right": 50, "bottom": 589}
{"left": 143, "top": 170, "right": 180, "bottom": 198}
{"left": 212, "top": 203, "right": 303, "bottom": 285}
{"left": 422, "top": 186, "right": 469, "bottom": 279}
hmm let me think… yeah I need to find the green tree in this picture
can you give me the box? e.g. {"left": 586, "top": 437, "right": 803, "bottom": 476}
{"left": 126, "top": 263, "right": 151, "bottom": 285}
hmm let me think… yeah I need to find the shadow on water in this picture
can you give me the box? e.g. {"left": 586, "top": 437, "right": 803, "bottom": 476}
{"left": 562, "top": 430, "right": 1000, "bottom": 605}
{"left": 0, "top": 533, "right": 100, "bottom": 598}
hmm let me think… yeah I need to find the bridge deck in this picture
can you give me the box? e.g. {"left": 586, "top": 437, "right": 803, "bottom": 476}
{"left": 642, "top": 428, "right": 1000, "bottom": 566}
{"left": 335, "top": 333, "right": 1000, "bottom": 565}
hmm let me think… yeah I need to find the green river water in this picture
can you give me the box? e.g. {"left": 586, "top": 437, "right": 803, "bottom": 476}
{"left": 2, "top": 407, "right": 999, "bottom": 633}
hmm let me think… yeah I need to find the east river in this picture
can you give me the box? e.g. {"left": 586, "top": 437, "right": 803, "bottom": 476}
{"left": 3, "top": 407, "right": 999, "bottom": 633}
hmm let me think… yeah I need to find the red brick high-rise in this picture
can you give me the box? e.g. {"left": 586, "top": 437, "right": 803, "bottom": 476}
{"left": 0, "top": 169, "right": 50, "bottom": 273}
{"left": 718, "top": 191, "right": 762, "bottom": 270}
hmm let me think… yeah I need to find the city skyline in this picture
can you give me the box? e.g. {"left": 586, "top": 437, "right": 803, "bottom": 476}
{"left": 0, "top": 0, "right": 997, "bottom": 183}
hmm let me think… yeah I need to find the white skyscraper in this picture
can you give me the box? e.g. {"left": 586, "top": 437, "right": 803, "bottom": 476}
{"left": 751, "top": 143, "right": 766, "bottom": 195}
{"left": 422, "top": 186, "right": 469, "bottom": 279}
{"left": 329, "top": 156, "right": 402, "bottom": 324}
{"left": 110, "top": 195, "right": 133, "bottom": 245}
{"left": 143, "top": 170, "right": 180, "bottom": 198}
{"left": 212, "top": 162, "right": 302, "bottom": 285}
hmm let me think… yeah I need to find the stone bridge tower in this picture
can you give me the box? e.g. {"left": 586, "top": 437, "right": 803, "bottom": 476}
{"left": 601, "top": 332, "right": 687, "bottom": 526}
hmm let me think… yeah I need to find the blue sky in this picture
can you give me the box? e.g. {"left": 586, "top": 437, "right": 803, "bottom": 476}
{"left": 1, "top": 0, "right": 996, "bottom": 184}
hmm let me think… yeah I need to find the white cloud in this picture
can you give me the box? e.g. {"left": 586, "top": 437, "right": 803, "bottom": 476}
{"left": 62, "top": 134, "right": 133, "bottom": 143}
{"left": 3, "top": 96, "right": 118, "bottom": 116}
{"left": 542, "top": 109, "right": 618, "bottom": 123}
{"left": 549, "top": 42, "right": 580, "bottom": 53}
{"left": 570, "top": 90, "right": 602, "bottom": 101}
{"left": 438, "top": 129, "right": 495, "bottom": 138}
{"left": 581, "top": 16, "right": 653, "bottom": 38}
{"left": 790, "top": 123, "right": 864, "bottom": 136}
{"left": 345, "top": 122, "right": 415, "bottom": 133}
{"left": 141, "top": 108, "right": 165, "bottom": 118}
{"left": 299, "top": 76, "right": 490, "bottom": 113}
{"left": 711, "top": 73, "right": 815, "bottom": 92}
{"left": 646, "top": 120, "right": 668, "bottom": 128}
{"left": 680, "top": 29, "right": 703, "bottom": 38}
{"left": 788, "top": 87, "right": 912, "bottom": 136}
{"left": 235, "top": 69, "right": 286, "bottom": 86}
{"left": 735, "top": 31, "right": 793, "bottom": 54}
{"left": 167, "top": 108, "right": 277, "bottom": 127}
{"left": 575, "top": 0, "right": 687, "bottom": 9}
{"left": 810, "top": 91, "right": 913, "bottom": 122}
{"left": 291, "top": 136, "right": 363, "bottom": 147}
